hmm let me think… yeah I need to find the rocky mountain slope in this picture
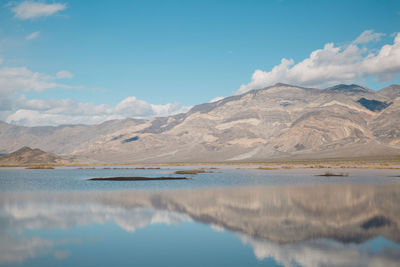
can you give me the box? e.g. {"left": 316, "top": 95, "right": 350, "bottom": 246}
{"left": 0, "top": 118, "right": 145, "bottom": 155}
{"left": 0, "top": 147, "right": 68, "bottom": 165}
{"left": 0, "top": 83, "right": 399, "bottom": 162}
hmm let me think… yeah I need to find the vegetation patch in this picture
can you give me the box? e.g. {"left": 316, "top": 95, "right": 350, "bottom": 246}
{"left": 88, "top": 176, "right": 187, "bottom": 181}
{"left": 25, "top": 165, "right": 54, "bottom": 169}
{"left": 281, "top": 166, "right": 295, "bottom": 169}
{"left": 174, "top": 169, "right": 207, "bottom": 174}
{"left": 316, "top": 171, "right": 348, "bottom": 177}
{"left": 258, "top": 166, "right": 280, "bottom": 170}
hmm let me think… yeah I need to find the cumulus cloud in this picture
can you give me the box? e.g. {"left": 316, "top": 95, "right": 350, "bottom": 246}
{"left": 11, "top": 1, "right": 67, "bottom": 20}
{"left": 6, "top": 96, "right": 118, "bottom": 126}
{"left": 0, "top": 67, "right": 80, "bottom": 96}
{"left": 0, "top": 65, "right": 190, "bottom": 126}
{"left": 115, "top": 96, "right": 154, "bottom": 117}
{"left": 6, "top": 110, "right": 120, "bottom": 126}
{"left": 5, "top": 96, "right": 191, "bottom": 126}
{"left": 56, "top": 70, "right": 73, "bottom": 79}
{"left": 25, "top": 31, "right": 40, "bottom": 40}
{"left": 236, "top": 30, "right": 400, "bottom": 94}
{"left": 114, "top": 96, "right": 190, "bottom": 118}
{"left": 0, "top": 67, "right": 56, "bottom": 96}
{"left": 362, "top": 33, "right": 400, "bottom": 82}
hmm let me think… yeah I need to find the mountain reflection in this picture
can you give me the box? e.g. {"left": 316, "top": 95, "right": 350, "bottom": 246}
{"left": 1, "top": 184, "right": 400, "bottom": 266}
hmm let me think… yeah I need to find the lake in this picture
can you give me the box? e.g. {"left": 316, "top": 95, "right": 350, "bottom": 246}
{"left": 0, "top": 167, "right": 400, "bottom": 266}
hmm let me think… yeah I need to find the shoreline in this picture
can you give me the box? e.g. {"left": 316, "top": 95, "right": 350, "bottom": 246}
{"left": 1, "top": 157, "right": 400, "bottom": 170}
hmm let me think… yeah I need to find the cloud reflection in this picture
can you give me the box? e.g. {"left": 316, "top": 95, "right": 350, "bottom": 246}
{"left": 0, "top": 234, "right": 52, "bottom": 263}
{"left": 239, "top": 234, "right": 400, "bottom": 267}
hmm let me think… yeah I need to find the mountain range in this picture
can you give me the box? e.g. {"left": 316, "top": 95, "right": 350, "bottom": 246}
{"left": 0, "top": 83, "right": 399, "bottom": 163}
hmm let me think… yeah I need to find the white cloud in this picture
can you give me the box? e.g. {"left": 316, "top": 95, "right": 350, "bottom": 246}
{"left": 151, "top": 102, "right": 191, "bottom": 117}
{"left": 236, "top": 30, "right": 400, "bottom": 94}
{"left": 5, "top": 96, "right": 191, "bottom": 126}
{"left": 25, "top": 31, "right": 40, "bottom": 41}
{"left": 115, "top": 96, "right": 191, "bottom": 118}
{"left": 0, "top": 67, "right": 79, "bottom": 96}
{"left": 0, "top": 64, "right": 191, "bottom": 126}
{"left": 6, "top": 110, "right": 122, "bottom": 127}
{"left": 353, "top": 29, "right": 384, "bottom": 44}
{"left": 11, "top": 1, "right": 67, "bottom": 20}
{"left": 0, "top": 67, "right": 56, "bottom": 95}
{"left": 15, "top": 96, "right": 112, "bottom": 115}
{"left": 114, "top": 96, "right": 153, "bottom": 117}
{"left": 362, "top": 33, "right": 400, "bottom": 82}
{"left": 56, "top": 70, "right": 73, "bottom": 79}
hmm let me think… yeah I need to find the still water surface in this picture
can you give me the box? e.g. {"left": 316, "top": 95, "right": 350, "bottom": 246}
{"left": 0, "top": 167, "right": 399, "bottom": 266}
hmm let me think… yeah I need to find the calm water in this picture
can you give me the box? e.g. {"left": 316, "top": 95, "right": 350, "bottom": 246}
{"left": 0, "top": 167, "right": 400, "bottom": 266}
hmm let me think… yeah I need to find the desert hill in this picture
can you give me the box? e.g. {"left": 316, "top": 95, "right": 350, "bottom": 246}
{"left": 0, "top": 146, "right": 67, "bottom": 165}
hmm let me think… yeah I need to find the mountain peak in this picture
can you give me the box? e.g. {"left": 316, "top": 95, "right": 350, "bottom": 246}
{"left": 16, "top": 146, "right": 35, "bottom": 153}
{"left": 326, "top": 84, "right": 371, "bottom": 93}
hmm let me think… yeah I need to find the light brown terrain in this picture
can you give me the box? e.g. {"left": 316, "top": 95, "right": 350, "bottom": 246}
{"left": 0, "top": 146, "right": 72, "bottom": 166}
{"left": 0, "top": 83, "right": 399, "bottom": 163}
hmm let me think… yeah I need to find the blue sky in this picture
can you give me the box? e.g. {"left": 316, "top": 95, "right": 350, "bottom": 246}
{"left": 1, "top": 0, "right": 399, "bottom": 126}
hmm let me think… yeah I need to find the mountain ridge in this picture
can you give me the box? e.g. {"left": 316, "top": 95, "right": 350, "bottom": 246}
{"left": 1, "top": 83, "right": 399, "bottom": 163}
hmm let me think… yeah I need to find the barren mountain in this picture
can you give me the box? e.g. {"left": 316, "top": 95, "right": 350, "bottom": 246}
{"left": 379, "top": 84, "right": 400, "bottom": 99}
{"left": 0, "top": 146, "right": 66, "bottom": 165}
{"left": 0, "top": 83, "right": 399, "bottom": 163}
{"left": 0, "top": 118, "right": 145, "bottom": 155}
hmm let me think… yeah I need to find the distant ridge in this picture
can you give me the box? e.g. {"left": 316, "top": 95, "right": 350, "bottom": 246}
{"left": 379, "top": 84, "right": 400, "bottom": 99}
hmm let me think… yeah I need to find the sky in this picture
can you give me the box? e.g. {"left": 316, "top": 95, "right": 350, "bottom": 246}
{"left": 0, "top": 0, "right": 399, "bottom": 126}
